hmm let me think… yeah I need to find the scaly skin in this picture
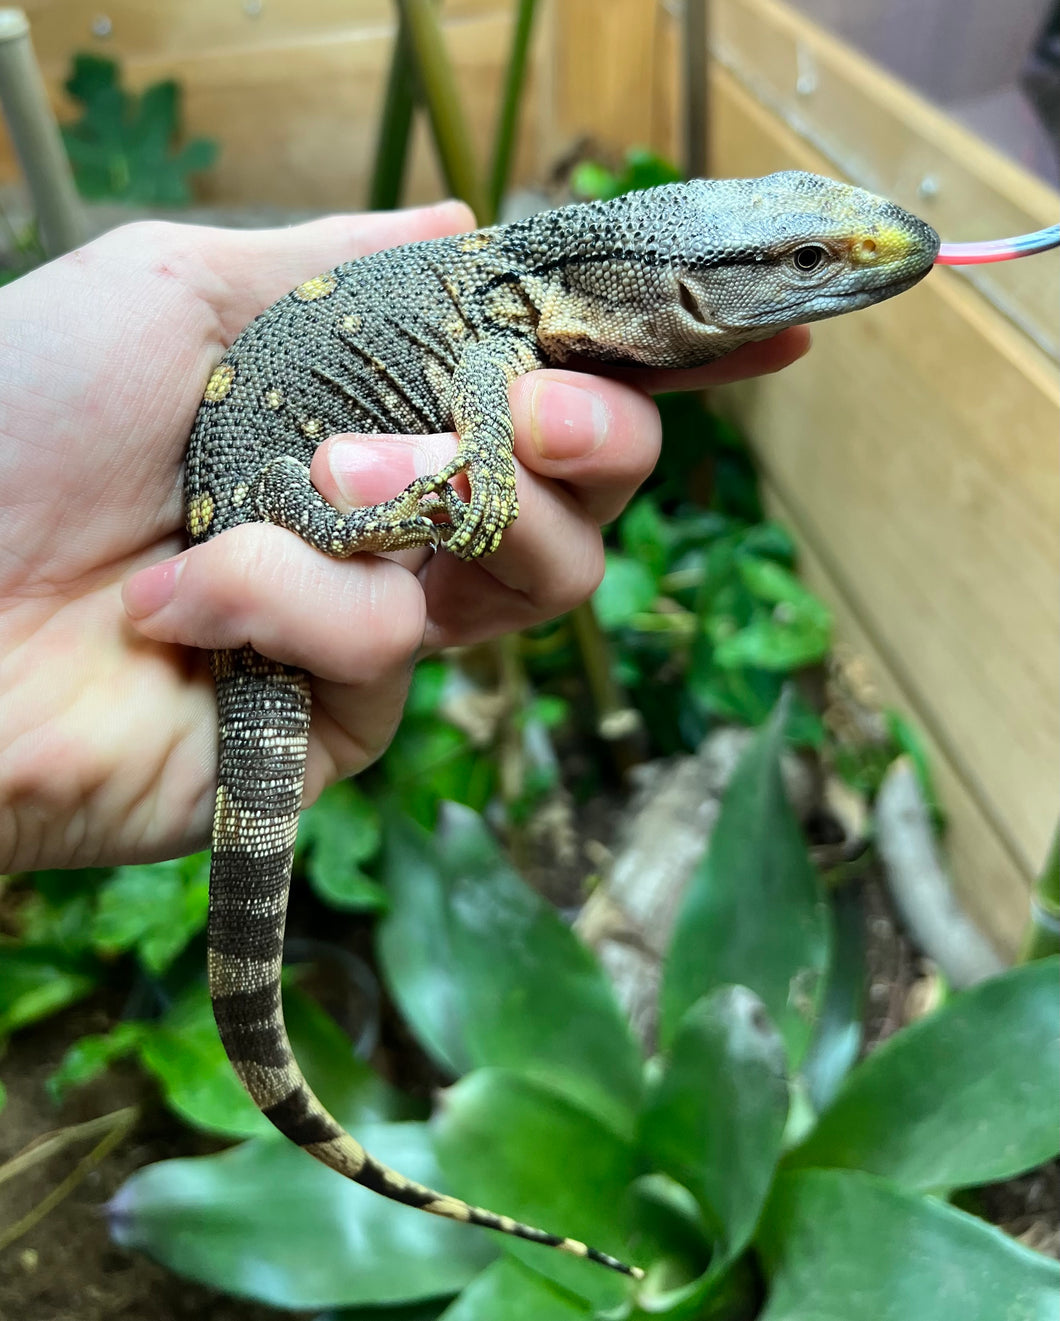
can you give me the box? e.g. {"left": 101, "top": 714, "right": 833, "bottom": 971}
{"left": 185, "top": 171, "right": 939, "bottom": 1277}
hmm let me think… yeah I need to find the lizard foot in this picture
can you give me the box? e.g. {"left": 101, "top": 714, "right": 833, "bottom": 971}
{"left": 413, "top": 455, "right": 518, "bottom": 561}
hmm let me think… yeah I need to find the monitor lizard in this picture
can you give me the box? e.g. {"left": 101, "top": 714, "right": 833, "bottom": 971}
{"left": 184, "top": 170, "right": 939, "bottom": 1277}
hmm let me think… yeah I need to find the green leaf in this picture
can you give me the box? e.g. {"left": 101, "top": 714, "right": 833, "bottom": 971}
{"left": 377, "top": 806, "right": 642, "bottom": 1135}
{"left": 48, "top": 1021, "right": 148, "bottom": 1102}
{"left": 298, "top": 780, "right": 386, "bottom": 913}
{"left": 432, "top": 1069, "right": 638, "bottom": 1311}
{"left": 381, "top": 721, "right": 496, "bottom": 827}
{"left": 89, "top": 854, "right": 209, "bottom": 973}
{"left": 757, "top": 1169, "right": 1060, "bottom": 1321}
{"left": 619, "top": 496, "right": 671, "bottom": 581}
{"left": 660, "top": 698, "right": 831, "bottom": 1067}
{"left": 440, "top": 1257, "right": 590, "bottom": 1319}
{"left": 109, "top": 1121, "right": 495, "bottom": 1309}
{"left": 712, "top": 559, "right": 831, "bottom": 673}
{"left": 799, "top": 886, "right": 865, "bottom": 1114}
{"left": 594, "top": 554, "right": 659, "bottom": 630}
{"left": 640, "top": 988, "right": 788, "bottom": 1265}
{"left": 0, "top": 946, "right": 96, "bottom": 1035}
{"left": 712, "top": 612, "right": 831, "bottom": 673}
{"left": 787, "top": 957, "right": 1060, "bottom": 1189}
{"left": 139, "top": 981, "right": 409, "bottom": 1139}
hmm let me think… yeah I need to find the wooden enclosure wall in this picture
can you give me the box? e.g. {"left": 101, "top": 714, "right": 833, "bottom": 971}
{"left": 2, "top": 1, "right": 1055, "bottom": 956}
{"left": 547, "top": 0, "right": 1059, "bottom": 958}
{"left": 3, "top": 0, "right": 542, "bottom": 210}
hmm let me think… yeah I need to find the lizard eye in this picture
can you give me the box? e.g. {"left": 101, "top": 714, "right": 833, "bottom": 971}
{"left": 791, "top": 244, "right": 829, "bottom": 273}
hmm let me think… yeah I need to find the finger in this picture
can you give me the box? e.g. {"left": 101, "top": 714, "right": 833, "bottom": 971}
{"left": 508, "top": 371, "right": 661, "bottom": 525}
{"left": 312, "top": 431, "right": 605, "bottom": 644}
{"left": 314, "top": 369, "right": 661, "bottom": 531}
{"left": 416, "top": 476, "right": 605, "bottom": 649}
{"left": 584, "top": 325, "right": 812, "bottom": 393}
{"left": 122, "top": 523, "right": 426, "bottom": 686}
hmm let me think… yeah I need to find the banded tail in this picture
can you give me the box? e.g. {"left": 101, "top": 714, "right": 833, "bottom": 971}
{"left": 207, "top": 645, "right": 642, "bottom": 1279}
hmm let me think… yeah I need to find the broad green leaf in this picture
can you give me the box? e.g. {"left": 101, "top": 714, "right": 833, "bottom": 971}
{"left": 382, "top": 720, "right": 496, "bottom": 826}
{"left": 594, "top": 554, "right": 659, "bottom": 630}
{"left": 109, "top": 1121, "right": 495, "bottom": 1310}
{"left": 298, "top": 780, "right": 386, "bottom": 912}
{"left": 432, "top": 1069, "right": 638, "bottom": 1311}
{"left": 619, "top": 497, "right": 671, "bottom": 581}
{"left": 140, "top": 981, "right": 410, "bottom": 1138}
{"left": 712, "top": 611, "right": 830, "bottom": 673}
{"left": 712, "top": 559, "right": 831, "bottom": 672}
{"left": 0, "top": 946, "right": 96, "bottom": 1034}
{"left": 660, "top": 699, "right": 831, "bottom": 1067}
{"left": 625, "top": 1174, "right": 712, "bottom": 1290}
{"left": 440, "top": 1257, "right": 590, "bottom": 1319}
{"left": 799, "top": 886, "right": 865, "bottom": 1114}
{"left": 89, "top": 854, "right": 209, "bottom": 973}
{"left": 377, "top": 806, "right": 642, "bottom": 1136}
{"left": 17, "top": 867, "right": 103, "bottom": 953}
{"left": 640, "top": 988, "right": 788, "bottom": 1267}
{"left": 48, "top": 1021, "right": 148, "bottom": 1102}
{"left": 757, "top": 1169, "right": 1060, "bottom": 1321}
{"left": 787, "top": 957, "right": 1060, "bottom": 1189}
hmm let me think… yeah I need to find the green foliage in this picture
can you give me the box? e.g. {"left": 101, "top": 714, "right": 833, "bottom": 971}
{"left": 660, "top": 699, "right": 831, "bottom": 1065}
{"left": 376, "top": 804, "right": 643, "bottom": 1134}
{"left": 296, "top": 779, "right": 386, "bottom": 912}
{"left": 579, "top": 397, "right": 829, "bottom": 753}
{"left": 90, "top": 853, "right": 210, "bottom": 973}
{"left": 61, "top": 53, "right": 218, "bottom": 204}
{"left": 570, "top": 147, "right": 683, "bottom": 202}
{"left": 105, "top": 721, "right": 1059, "bottom": 1315}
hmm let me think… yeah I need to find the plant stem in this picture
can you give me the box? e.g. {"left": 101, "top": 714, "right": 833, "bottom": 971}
{"left": 396, "top": 0, "right": 488, "bottom": 223}
{"left": 569, "top": 601, "right": 644, "bottom": 777}
{"left": 0, "top": 1107, "right": 139, "bottom": 1251}
{"left": 1019, "top": 824, "right": 1060, "bottom": 962}
{"left": 487, "top": 0, "right": 537, "bottom": 222}
{"left": 0, "top": 10, "right": 83, "bottom": 256}
{"left": 369, "top": 9, "right": 418, "bottom": 211}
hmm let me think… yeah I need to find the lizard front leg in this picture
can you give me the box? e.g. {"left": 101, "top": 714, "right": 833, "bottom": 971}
{"left": 429, "top": 340, "right": 524, "bottom": 561}
{"left": 254, "top": 340, "right": 531, "bottom": 562}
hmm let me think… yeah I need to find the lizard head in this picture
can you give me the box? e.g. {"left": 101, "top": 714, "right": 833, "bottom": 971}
{"left": 532, "top": 171, "right": 939, "bottom": 369}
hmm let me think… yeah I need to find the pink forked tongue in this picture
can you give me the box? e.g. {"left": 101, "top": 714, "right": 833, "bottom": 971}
{"left": 935, "top": 224, "right": 1060, "bottom": 265}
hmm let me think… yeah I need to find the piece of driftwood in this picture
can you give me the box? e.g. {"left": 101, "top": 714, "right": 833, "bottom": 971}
{"left": 575, "top": 727, "right": 815, "bottom": 1050}
{"left": 875, "top": 756, "right": 1006, "bottom": 988}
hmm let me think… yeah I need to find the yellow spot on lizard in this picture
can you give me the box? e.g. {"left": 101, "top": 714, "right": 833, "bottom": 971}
{"left": 459, "top": 232, "right": 492, "bottom": 253}
{"left": 293, "top": 273, "right": 338, "bottom": 302}
{"left": 264, "top": 388, "right": 284, "bottom": 410}
{"left": 204, "top": 363, "right": 236, "bottom": 402}
{"left": 188, "top": 491, "right": 215, "bottom": 536}
{"left": 300, "top": 417, "right": 323, "bottom": 438}
{"left": 231, "top": 482, "right": 249, "bottom": 507}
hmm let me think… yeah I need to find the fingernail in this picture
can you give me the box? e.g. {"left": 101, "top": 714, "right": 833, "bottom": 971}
{"left": 123, "top": 556, "right": 184, "bottom": 618}
{"left": 530, "top": 380, "right": 610, "bottom": 459}
{"left": 327, "top": 438, "right": 422, "bottom": 507}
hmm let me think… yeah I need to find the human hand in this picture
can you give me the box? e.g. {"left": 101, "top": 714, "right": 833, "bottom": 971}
{"left": 0, "top": 206, "right": 808, "bottom": 873}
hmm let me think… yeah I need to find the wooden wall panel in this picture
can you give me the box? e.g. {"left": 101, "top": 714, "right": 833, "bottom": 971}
{"left": 541, "top": 0, "right": 680, "bottom": 165}
{"left": 711, "top": 0, "right": 1060, "bottom": 359}
{"left": 4, "top": 0, "right": 539, "bottom": 211}
{"left": 708, "top": 63, "right": 1058, "bottom": 954}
